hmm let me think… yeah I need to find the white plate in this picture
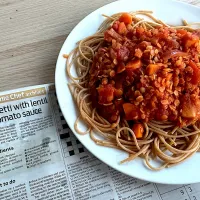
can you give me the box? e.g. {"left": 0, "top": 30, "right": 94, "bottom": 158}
{"left": 55, "top": 0, "right": 200, "bottom": 184}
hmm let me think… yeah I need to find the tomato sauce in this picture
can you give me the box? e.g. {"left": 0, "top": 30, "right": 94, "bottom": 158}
{"left": 88, "top": 13, "right": 200, "bottom": 127}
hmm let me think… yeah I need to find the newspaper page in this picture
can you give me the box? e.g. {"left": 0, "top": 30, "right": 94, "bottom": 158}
{"left": 0, "top": 84, "right": 200, "bottom": 200}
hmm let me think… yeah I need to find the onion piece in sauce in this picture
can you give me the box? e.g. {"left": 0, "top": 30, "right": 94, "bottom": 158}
{"left": 163, "top": 50, "right": 188, "bottom": 62}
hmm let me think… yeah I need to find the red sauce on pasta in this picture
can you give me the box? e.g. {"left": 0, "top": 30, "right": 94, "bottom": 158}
{"left": 88, "top": 13, "right": 200, "bottom": 127}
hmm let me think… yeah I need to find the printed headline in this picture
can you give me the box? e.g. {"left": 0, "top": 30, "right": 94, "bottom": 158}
{"left": 0, "top": 97, "right": 48, "bottom": 123}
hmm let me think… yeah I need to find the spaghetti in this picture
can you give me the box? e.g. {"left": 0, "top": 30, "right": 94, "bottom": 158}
{"left": 66, "top": 11, "right": 200, "bottom": 170}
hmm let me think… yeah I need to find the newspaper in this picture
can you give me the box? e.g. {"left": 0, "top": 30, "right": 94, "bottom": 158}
{"left": 0, "top": 84, "right": 200, "bottom": 200}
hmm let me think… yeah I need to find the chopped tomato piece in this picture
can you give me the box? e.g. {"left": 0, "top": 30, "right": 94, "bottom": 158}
{"left": 118, "top": 22, "right": 127, "bottom": 35}
{"left": 177, "top": 29, "right": 187, "bottom": 36}
{"left": 136, "top": 26, "right": 145, "bottom": 36}
{"left": 181, "top": 94, "right": 196, "bottom": 119}
{"left": 137, "top": 41, "right": 151, "bottom": 50}
{"left": 182, "top": 34, "right": 199, "bottom": 48}
{"left": 119, "top": 13, "right": 132, "bottom": 24}
{"left": 146, "top": 64, "right": 160, "bottom": 75}
{"left": 97, "top": 84, "right": 115, "bottom": 104}
{"left": 112, "top": 21, "right": 120, "bottom": 31}
{"left": 189, "top": 60, "right": 200, "bottom": 85}
{"left": 123, "top": 103, "right": 139, "bottom": 120}
{"left": 126, "top": 59, "right": 142, "bottom": 70}
{"left": 132, "top": 123, "right": 144, "bottom": 138}
{"left": 157, "top": 29, "right": 169, "bottom": 39}
{"left": 117, "top": 46, "right": 130, "bottom": 61}
{"left": 104, "top": 28, "right": 123, "bottom": 42}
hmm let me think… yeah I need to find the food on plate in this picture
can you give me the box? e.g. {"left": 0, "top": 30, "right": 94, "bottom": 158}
{"left": 66, "top": 11, "right": 200, "bottom": 170}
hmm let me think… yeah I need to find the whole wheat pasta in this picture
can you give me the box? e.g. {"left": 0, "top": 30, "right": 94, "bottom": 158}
{"left": 65, "top": 11, "right": 200, "bottom": 170}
